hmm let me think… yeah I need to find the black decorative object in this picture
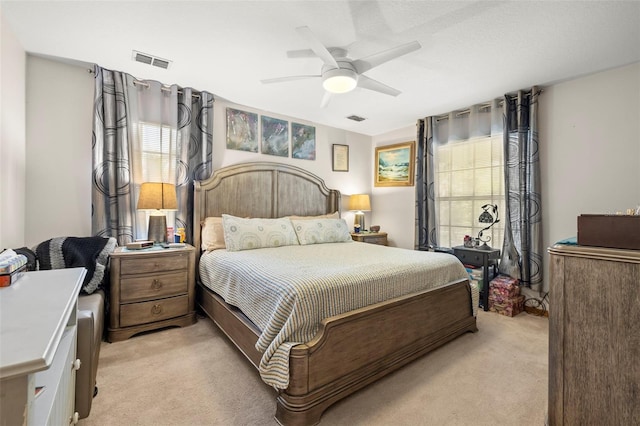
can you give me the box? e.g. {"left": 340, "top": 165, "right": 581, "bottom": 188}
{"left": 477, "top": 204, "right": 499, "bottom": 250}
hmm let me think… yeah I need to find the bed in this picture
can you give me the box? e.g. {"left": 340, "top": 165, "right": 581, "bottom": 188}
{"left": 193, "top": 161, "right": 478, "bottom": 425}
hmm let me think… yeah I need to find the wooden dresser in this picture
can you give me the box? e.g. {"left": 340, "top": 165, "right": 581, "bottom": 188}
{"left": 0, "top": 268, "right": 86, "bottom": 425}
{"left": 548, "top": 244, "right": 640, "bottom": 425}
{"left": 108, "top": 245, "right": 196, "bottom": 342}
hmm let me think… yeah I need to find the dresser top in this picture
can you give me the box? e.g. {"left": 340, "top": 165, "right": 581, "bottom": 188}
{"left": 112, "top": 244, "right": 195, "bottom": 257}
{"left": 0, "top": 268, "right": 85, "bottom": 379}
{"left": 549, "top": 244, "right": 640, "bottom": 263}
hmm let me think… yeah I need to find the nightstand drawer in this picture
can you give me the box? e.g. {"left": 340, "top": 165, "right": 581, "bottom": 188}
{"left": 120, "top": 271, "right": 188, "bottom": 303}
{"left": 365, "top": 236, "right": 387, "bottom": 245}
{"left": 120, "top": 294, "right": 189, "bottom": 327}
{"left": 453, "top": 249, "right": 484, "bottom": 265}
{"left": 120, "top": 253, "right": 189, "bottom": 275}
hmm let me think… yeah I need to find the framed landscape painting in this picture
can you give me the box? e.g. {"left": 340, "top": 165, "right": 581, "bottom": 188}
{"left": 374, "top": 141, "right": 415, "bottom": 187}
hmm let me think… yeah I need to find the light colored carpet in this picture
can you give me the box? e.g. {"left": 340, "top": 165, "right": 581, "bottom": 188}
{"left": 79, "top": 310, "right": 548, "bottom": 426}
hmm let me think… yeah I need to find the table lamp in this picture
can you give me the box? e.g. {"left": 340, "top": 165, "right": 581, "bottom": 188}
{"left": 477, "top": 204, "right": 499, "bottom": 250}
{"left": 137, "top": 182, "right": 178, "bottom": 244}
{"left": 349, "top": 194, "right": 371, "bottom": 232}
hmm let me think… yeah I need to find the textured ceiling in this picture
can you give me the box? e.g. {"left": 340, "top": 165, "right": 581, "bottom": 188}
{"left": 3, "top": 1, "right": 640, "bottom": 136}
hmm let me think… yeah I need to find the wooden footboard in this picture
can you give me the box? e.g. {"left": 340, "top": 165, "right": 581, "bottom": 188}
{"left": 197, "top": 279, "right": 477, "bottom": 426}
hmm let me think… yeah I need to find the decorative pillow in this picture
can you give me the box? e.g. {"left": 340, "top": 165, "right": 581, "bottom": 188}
{"left": 222, "top": 215, "right": 299, "bottom": 252}
{"left": 201, "top": 217, "right": 226, "bottom": 251}
{"left": 286, "top": 211, "right": 340, "bottom": 220}
{"left": 291, "top": 218, "right": 352, "bottom": 245}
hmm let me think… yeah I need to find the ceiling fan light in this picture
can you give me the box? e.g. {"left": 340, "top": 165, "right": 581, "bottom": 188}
{"left": 322, "top": 69, "right": 358, "bottom": 94}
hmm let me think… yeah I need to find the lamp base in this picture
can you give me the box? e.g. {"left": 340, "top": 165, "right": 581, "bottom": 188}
{"left": 354, "top": 212, "right": 365, "bottom": 232}
{"left": 477, "top": 242, "right": 492, "bottom": 250}
{"left": 148, "top": 215, "right": 167, "bottom": 244}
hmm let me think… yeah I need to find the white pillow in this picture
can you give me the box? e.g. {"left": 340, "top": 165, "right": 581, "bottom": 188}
{"left": 201, "top": 217, "right": 225, "bottom": 251}
{"left": 222, "top": 214, "right": 299, "bottom": 252}
{"left": 291, "top": 218, "right": 352, "bottom": 245}
{"left": 286, "top": 211, "right": 340, "bottom": 220}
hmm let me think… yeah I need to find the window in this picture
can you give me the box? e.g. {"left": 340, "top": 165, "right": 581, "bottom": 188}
{"left": 133, "top": 121, "right": 178, "bottom": 240}
{"left": 137, "top": 121, "right": 178, "bottom": 182}
{"left": 435, "top": 134, "right": 505, "bottom": 248}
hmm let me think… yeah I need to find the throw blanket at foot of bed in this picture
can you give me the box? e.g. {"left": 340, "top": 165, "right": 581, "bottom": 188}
{"left": 35, "top": 236, "right": 117, "bottom": 294}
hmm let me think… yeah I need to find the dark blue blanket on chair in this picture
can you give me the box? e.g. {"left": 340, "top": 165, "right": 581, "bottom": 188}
{"left": 35, "top": 236, "right": 117, "bottom": 294}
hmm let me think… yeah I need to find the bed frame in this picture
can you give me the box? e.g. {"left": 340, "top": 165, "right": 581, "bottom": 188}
{"left": 193, "top": 161, "right": 478, "bottom": 425}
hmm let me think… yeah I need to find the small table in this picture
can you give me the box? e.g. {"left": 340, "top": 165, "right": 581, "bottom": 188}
{"left": 453, "top": 246, "right": 500, "bottom": 311}
{"left": 108, "top": 244, "right": 196, "bottom": 341}
{"left": 350, "top": 232, "right": 388, "bottom": 246}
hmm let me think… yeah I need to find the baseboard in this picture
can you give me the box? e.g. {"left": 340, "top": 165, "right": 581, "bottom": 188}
{"left": 524, "top": 306, "right": 548, "bottom": 317}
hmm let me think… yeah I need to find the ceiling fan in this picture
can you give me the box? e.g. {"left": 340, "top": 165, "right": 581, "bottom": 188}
{"left": 261, "top": 26, "right": 421, "bottom": 107}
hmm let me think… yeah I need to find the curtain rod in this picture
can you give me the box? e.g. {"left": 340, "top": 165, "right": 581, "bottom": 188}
{"left": 132, "top": 79, "right": 200, "bottom": 99}
{"left": 435, "top": 102, "right": 496, "bottom": 121}
{"left": 434, "top": 89, "right": 544, "bottom": 121}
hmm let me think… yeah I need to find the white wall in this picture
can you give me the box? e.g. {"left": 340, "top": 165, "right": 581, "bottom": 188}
{"left": 25, "top": 55, "right": 94, "bottom": 246}
{"left": 372, "top": 62, "right": 640, "bottom": 293}
{"left": 0, "top": 14, "right": 26, "bottom": 249}
{"left": 214, "top": 100, "right": 372, "bottom": 227}
{"left": 372, "top": 126, "right": 417, "bottom": 249}
{"left": 22, "top": 57, "right": 373, "bottom": 246}
{"left": 539, "top": 62, "right": 640, "bottom": 287}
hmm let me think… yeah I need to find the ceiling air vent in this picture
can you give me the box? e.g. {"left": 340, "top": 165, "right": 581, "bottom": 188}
{"left": 346, "top": 115, "right": 366, "bottom": 122}
{"left": 132, "top": 50, "right": 172, "bottom": 70}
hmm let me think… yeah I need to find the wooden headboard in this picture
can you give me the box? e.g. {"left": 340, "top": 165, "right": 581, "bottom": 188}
{"left": 193, "top": 162, "right": 341, "bottom": 251}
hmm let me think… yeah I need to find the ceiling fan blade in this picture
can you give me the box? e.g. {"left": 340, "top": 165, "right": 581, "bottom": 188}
{"left": 261, "top": 75, "right": 320, "bottom": 84}
{"left": 352, "top": 40, "right": 421, "bottom": 74}
{"left": 286, "top": 49, "right": 316, "bottom": 58}
{"left": 320, "top": 91, "right": 333, "bottom": 108}
{"left": 295, "top": 26, "right": 340, "bottom": 69}
{"left": 357, "top": 75, "right": 401, "bottom": 97}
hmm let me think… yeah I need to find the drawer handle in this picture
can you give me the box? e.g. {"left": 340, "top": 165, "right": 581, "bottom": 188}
{"left": 154, "top": 262, "right": 161, "bottom": 269}
{"left": 151, "top": 279, "right": 163, "bottom": 290}
{"left": 151, "top": 304, "right": 163, "bottom": 315}
{"left": 72, "top": 359, "right": 81, "bottom": 371}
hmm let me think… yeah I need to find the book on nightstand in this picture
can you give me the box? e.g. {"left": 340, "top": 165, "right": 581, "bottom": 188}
{"left": 125, "top": 240, "right": 154, "bottom": 250}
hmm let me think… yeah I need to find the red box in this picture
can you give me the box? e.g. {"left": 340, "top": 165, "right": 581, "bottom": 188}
{"left": 489, "top": 275, "right": 520, "bottom": 302}
{"left": 489, "top": 294, "right": 525, "bottom": 317}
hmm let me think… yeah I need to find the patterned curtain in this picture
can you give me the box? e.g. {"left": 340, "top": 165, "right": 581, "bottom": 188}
{"left": 415, "top": 117, "right": 438, "bottom": 250}
{"left": 92, "top": 65, "right": 214, "bottom": 245}
{"left": 175, "top": 89, "right": 214, "bottom": 245}
{"left": 91, "top": 66, "right": 136, "bottom": 244}
{"left": 499, "top": 88, "right": 543, "bottom": 291}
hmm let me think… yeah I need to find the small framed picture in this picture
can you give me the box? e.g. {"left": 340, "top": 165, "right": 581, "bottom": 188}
{"left": 332, "top": 144, "right": 349, "bottom": 172}
{"left": 374, "top": 141, "right": 415, "bottom": 187}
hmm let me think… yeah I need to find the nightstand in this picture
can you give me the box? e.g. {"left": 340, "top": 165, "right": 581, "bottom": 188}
{"left": 108, "top": 244, "right": 196, "bottom": 342}
{"left": 351, "top": 232, "right": 388, "bottom": 246}
{"left": 453, "top": 246, "right": 500, "bottom": 311}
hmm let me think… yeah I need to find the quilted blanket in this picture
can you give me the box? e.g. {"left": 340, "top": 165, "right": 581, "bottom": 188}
{"left": 35, "top": 236, "right": 117, "bottom": 294}
{"left": 199, "top": 242, "right": 473, "bottom": 389}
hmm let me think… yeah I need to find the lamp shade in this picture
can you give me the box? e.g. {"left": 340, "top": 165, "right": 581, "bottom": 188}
{"left": 348, "top": 194, "right": 371, "bottom": 212}
{"left": 137, "top": 182, "right": 178, "bottom": 210}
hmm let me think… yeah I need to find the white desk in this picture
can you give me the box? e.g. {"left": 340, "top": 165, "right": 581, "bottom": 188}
{"left": 0, "top": 268, "right": 86, "bottom": 425}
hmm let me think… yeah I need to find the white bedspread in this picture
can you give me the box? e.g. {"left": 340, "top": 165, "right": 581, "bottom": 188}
{"left": 199, "top": 242, "right": 473, "bottom": 389}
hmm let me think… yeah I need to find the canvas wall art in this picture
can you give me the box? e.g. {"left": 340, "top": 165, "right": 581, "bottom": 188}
{"left": 291, "top": 123, "right": 316, "bottom": 160}
{"left": 226, "top": 107, "right": 258, "bottom": 152}
{"left": 261, "top": 116, "right": 289, "bottom": 157}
